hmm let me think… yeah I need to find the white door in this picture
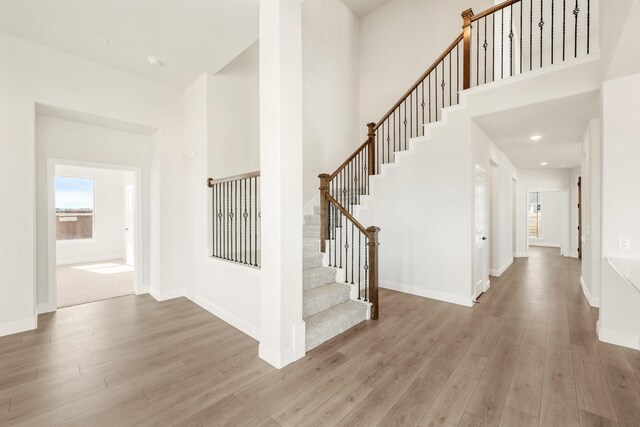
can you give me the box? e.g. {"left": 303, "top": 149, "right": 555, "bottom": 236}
{"left": 474, "top": 166, "right": 488, "bottom": 298}
{"left": 125, "top": 185, "right": 135, "bottom": 266}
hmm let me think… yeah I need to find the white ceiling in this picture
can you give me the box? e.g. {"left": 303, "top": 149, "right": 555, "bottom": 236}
{"left": 0, "top": 0, "right": 259, "bottom": 89}
{"left": 340, "top": 0, "right": 393, "bottom": 18}
{"left": 474, "top": 91, "right": 599, "bottom": 169}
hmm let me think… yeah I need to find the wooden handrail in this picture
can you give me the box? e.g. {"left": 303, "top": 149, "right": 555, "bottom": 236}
{"left": 330, "top": 140, "right": 369, "bottom": 179}
{"left": 374, "top": 32, "right": 464, "bottom": 131}
{"left": 471, "top": 0, "right": 520, "bottom": 22}
{"left": 207, "top": 171, "right": 260, "bottom": 187}
{"left": 324, "top": 193, "right": 369, "bottom": 235}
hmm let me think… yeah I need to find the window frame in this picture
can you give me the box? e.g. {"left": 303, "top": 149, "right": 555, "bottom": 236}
{"left": 54, "top": 175, "right": 97, "bottom": 242}
{"left": 528, "top": 191, "right": 542, "bottom": 240}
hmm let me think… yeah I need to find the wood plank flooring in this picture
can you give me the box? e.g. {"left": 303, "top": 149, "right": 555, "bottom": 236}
{"left": 1, "top": 247, "right": 639, "bottom": 426}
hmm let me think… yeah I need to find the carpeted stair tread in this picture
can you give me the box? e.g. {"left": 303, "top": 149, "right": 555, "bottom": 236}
{"left": 303, "top": 266, "right": 336, "bottom": 290}
{"left": 304, "top": 300, "right": 368, "bottom": 351}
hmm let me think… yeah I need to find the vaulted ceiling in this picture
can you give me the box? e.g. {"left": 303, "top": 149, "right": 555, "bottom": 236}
{"left": 0, "top": 0, "right": 259, "bottom": 89}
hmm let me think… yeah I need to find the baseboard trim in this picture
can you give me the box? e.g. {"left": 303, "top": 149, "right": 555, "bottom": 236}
{"left": 380, "top": 279, "right": 474, "bottom": 307}
{"left": 514, "top": 252, "right": 529, "bottom": 258}
{"left": 597, "top": 320, "right": 640, "bottom": 350}
{"left": 0, "top": 316, "right": 37, "bottom": 337}
{"left": 567, "top": 251, "right": 579, "bottom": 259}
{"left": 56, "top": 254, "right": 126, "bottom": 266}
{"left": 37, "top": 302, "right": 56, "bottom": 314}
{"left": 529, "top": 242, "right": 561, "bottom": 248}
{"left": 148, "top": 287, "right": 186, "bottom": 302}
{"left": 489, "top": 258, "right": 513, "bottom": 277}
{"left": 184, "top": 290, "right": 260, "bottom": 341}
{"left": 580, "top": 276, "right": 600, "bottom": 307}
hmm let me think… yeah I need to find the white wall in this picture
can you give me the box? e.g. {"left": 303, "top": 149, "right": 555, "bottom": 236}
{"left": 302, "top": 0, "right": 360, "bottom": 205}
{"left": 182, "top": 73, "right": 262, "bottom": 341}
{"left": 0, "top": 32, "right": 184, "bottom": 334}
{"left": 36, "top": 116, "right": 152, "bottom": 309}
{"left": 515, "top": 168, "right": 572, "bottom": 255}
{"left": 598, "top": 72, "right": 640, "bottom": 350}
{"left": 358, "top": 0, "right": 493, "bottom": 129}
{"left": 207, "top": 41, "right": 260, "bottom": 179}
{"left": 54, "top": 165, "right": 126, "bottom": 265}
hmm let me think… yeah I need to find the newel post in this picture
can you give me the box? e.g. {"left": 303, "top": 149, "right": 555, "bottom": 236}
{"left": 367, "top": 226, "right": 381, "bottom": 320}
{"left": 318, "top": 173, "right": 330, "bottom": 253}
{"left": 367, "top": 122, "right": 376, "bottom": 176}
{"left": 462, "top": 8, "right": 474, "bottom": 90}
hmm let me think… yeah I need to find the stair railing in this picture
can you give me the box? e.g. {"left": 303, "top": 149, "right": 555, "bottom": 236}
{"left": 317, "top": 0, "right": 593, "bottom": 319}
{"left": 207, "top": 171, "right": 261, "bottom": 267}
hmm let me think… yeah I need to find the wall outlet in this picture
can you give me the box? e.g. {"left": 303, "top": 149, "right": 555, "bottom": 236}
{"left": 619, "top": 238, "right": 631, "bottom": 250}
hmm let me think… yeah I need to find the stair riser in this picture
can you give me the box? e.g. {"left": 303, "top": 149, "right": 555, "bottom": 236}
{"left": 303, "top": 286, "right": 350, "bottom": 317}
{"left": 305, "top": 303, "right": 368, "bottom": 351}
{"left": 303, "top": 240, "right": 319, "bottom": 251}
{"left": 303, "top": 254, "right": 324, "bottom": 270}
{"left": 303, "top": 225, "right": 321, "bottom": 238}
{"left": 304, "top": 215, "right": 320, "bottom": 226}
{"left": 303, "top": 270, "right": 337, "bottom": 290}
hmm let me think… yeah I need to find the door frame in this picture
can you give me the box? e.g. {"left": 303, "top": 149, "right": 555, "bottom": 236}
{"left": 473, "top": 164, "right": 489, "bottom": 300}
{"left": 524, "top": 187, "right": 570, "bottom": 256}
{"left": 46, "top": 158, "right": 144, "bottom": 310}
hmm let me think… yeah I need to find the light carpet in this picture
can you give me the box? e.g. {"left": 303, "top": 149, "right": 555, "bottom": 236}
{"left": 57, "top": 259, "right": 134, "bottom": 308}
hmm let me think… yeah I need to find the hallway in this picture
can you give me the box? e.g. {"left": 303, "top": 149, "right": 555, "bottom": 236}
{"left": 0, "top": 248, "right": 638, "bottom": 426}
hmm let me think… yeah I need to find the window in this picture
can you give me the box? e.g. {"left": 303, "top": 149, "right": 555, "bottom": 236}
{"left": 55, "top": 176, "right": 95, "bottom": 240}
{"left": 528, "top": 191, "right": 541, "bottom": 238}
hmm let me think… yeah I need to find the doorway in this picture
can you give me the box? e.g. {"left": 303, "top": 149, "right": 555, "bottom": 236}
{"left": 49, "top": 161, "right": 142, "bottom": 308}
{"left": 526, "top": 189, "right": 570, "bottom": 256}
{"left": 474, "top": 165, "right": 489, "bottom": 299}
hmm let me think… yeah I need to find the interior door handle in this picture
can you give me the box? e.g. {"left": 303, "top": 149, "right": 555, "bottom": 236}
{"left": 482, "top": 236, "right": 487, "bottom": 241}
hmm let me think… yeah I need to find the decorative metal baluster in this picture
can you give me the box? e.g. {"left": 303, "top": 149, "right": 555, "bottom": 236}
{"left": 415, "top": 85, "right": 418, "bottom": 136}
{"left": 212, "top": 184, "right": 216, "bottom": 257}
{"left": 441, "top": 60, "right": 445, "bottom": 111}
{"left": 449, "top": 51, "right": 452, "bottom": 106}
{"left": 339, "top": 175, "right": 343, "bottom": 269}
{"left": 551, "top": 0, "right": 555, "bottom": 64}
{"left": 501, "top": 9, "right": 504, "bottom": 79}
{"left": 484, "top": 18, "right": 488, "bottom": 84}
{"left": 358, "top": 232, "right": 362, "bottom": 299}
{"left": 540, "top": 0, "right": 544, "bottom": 68}
{"left": 404, "top": 100, "right": 407, "bottom": 150}
{"left": 493, "top": 14, "right": 496, "bottom": 81}
{"left": 393, "top": 111, "right": 396, "bottom": 156}
{"left": 476, "top": 19, "right": 480, "bottom": 86}
{"left": 574, "top": 0, "right": 579, "bottom": 58}
{"left": 435, "top": 68, "right": 438, "bottom": 121}
{"left": 456, "top": 43, "right": 460, "bottom": 103}
{"left": 386, "top": 120, "right": 390, "bottom": 164}
{"left": 587, "top": 0, "right": 590, "bottom": 54}
{"left": 410, "top": 93, "right": 413, "bottom": 138}
{"left": 530, "top": 0, "right": 533, "bottom": 70}
{"left": 563, "top": 0, "right": 566, "bottom": 61}
{"left": 428, "top": 74, "right": 432, "bottom": 123}
{"left": 244, "top": 180, "right": 247, "bottom": 264}
{"left": 218, "top": 183, "right": 222, "bottom": 259}
{"left": 364, "top": 236, "right": 369, "bottom": 301}
{"left": 421, "top": 81, "right": 425, "bottom": 137}
{"left": 520, "top": 3, "right": 523, "bottom": 73}
{"left": 350, "top": 222, "right": 354, "bottom": 285}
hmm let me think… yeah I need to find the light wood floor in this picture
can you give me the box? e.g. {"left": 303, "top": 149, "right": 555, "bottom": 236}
{"left": 1, "top": 247, "right": 639, "bottom": 426}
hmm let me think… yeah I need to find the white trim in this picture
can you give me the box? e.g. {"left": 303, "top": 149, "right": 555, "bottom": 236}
{"left": 380, "top": 279, "right": 474, "bottom": 307}
{"left": 529, "top": 242, "right": 561, "bottom": 248}
{"left": 37, "top": 302, "right": 56, "bottom": 314}
{"left": 55, "top": 254, "right": 126, "bottom": 266}
{"left": 514, "top": 252, "right": 529, "bottom": 258}
{"left": 0, "top": 317, "right": 37, "bottom": 337}
{"left": 580, "top": 276, "right": 600, "bottom": 307}
{"left": 184, "top": 290, "right": 261, "bottom": 341}
{"left": 567, "top": 251, "right": 579, "bottom": 259}
{"left": 597, "top": 320, "right": 640, "bottom": 351}
{"left": 148, "top": 287, "right": 186, "bottom": 302}
{"left": 490, "top": 257, "right": 513, "bottom": 277}
{"left": 259, "top": 342, "right": 294, "bottom": 369}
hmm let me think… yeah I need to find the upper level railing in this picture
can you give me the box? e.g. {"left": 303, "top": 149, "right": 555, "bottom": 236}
{"left": 319, "top": 0, "right": 593, "bottom": 320}
{"left": 207, "top": 171, "right": 261, "bottom": 268}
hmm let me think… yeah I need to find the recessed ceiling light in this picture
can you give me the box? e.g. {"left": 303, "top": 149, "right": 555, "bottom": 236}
{"left": 540, "top": 162, "right": 548, "bottom": 166}
{"left": 530, "top": 135, "right": 542, "bottom": 141}
{"left": 147, "top": 56, "right": 163, "bottom": 66}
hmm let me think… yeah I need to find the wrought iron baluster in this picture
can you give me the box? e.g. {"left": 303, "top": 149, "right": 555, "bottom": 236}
{"left": 484, "top": 18, "right": 488, "bottom": 84}
{"left": 552, "top": 0, "right": 555, "bottom": 64}
{"left": 476, "top": 19, "right": 480, "bottom": 86}
{"left": 350, "top": 222, "right": 354, "bottom": 285}
{"left": 587, "top": 0, "right": 590, "bottom": 54}
{"left": 501, "top": 9, "right": 504, "bottom": 79}
{"left": 540, "top": 0, "right": 544, "bottom": 68}
{"left": 563, "top": 0, "right": 566, "bottom": 60}
{"left": 249, "top": 178, "right": 252, "bottom": 265}
{"left": 530, "top": 0, "right": 533, "bottom": 70}
{"left": 574, "top": 0, "right": 579, "bottom": 58}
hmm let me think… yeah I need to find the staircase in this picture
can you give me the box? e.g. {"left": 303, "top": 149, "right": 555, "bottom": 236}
{"left": 303, "top": 206, "right": 368, "bottom": 351}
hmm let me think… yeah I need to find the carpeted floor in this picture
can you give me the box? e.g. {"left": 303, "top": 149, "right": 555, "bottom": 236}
{"left": 57, "top": 259, "right": 134, "bottom": 308}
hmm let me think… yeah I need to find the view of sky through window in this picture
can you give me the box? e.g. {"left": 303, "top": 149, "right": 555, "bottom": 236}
{"left": 55, "top": 176, "right": 94, "bottom": 211}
